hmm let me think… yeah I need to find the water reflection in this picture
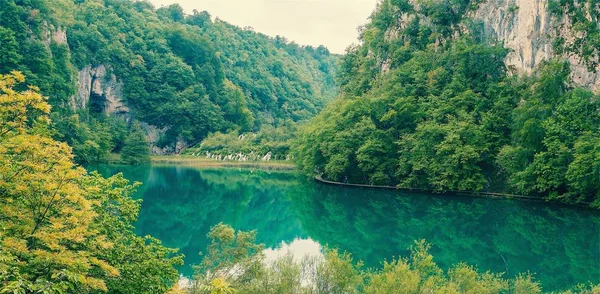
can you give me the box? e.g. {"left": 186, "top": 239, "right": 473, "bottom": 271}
{"left": 264, "top": 238, "right": 323, "bottom": 264}
{"left": 94, "top": 165, "right": 305, "bottom": 276}
{"left": 94, "top": 165, "right": 600, "bottom": 291}
{"left": 288, "top": 183, "right": 600, "bottom": 291}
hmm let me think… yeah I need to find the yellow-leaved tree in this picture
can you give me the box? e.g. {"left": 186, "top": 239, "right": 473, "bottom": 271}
{"left": 0, "top": 71, "right": 114, "bottom": 292}
{"left": 0, "top": 72, "right": 182, "bottom": 293}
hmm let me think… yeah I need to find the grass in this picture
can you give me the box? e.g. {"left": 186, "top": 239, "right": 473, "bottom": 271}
{"left": 150, "top": 155, "right": 297, "bottom": 170}
{"left": 106, "top": 153, "right": 123, "bottom": 164}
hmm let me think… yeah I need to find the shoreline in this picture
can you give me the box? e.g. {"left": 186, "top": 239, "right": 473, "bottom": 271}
{"left": 150, "top": 155, "right": 297, "bottom": 171}
{"left": 314, "top": 175, "right": 595, "bottom": 209}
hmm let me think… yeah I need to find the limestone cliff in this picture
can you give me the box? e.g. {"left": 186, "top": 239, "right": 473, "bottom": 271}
{"left": 42, "top": 26, "right": 129, "bottom": 115}
{"left": 42, "top": 25, "right": 68, "bottom": 46}
{"left": 471, "top": 0, "right": 600, "bottom": 91}
{"left": 140, "top": 123, "right": 186, "bottom": 155}
{"left": 70, "top": 64, "right": 191, "bottom": 154}
{"left": 379, "top": 0, "right": 600, "bottom": 91}
{"left": 70, "top": 65, "right": 129, "bottom": 116}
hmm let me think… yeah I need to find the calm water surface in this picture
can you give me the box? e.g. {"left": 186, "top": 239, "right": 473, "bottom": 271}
{"left": 95, "top": 164, "right": 600, "bottom": 291}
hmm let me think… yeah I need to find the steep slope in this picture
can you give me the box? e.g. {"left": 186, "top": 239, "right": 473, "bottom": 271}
{"left": 471, "top": 0, "right": 600, "bottom": 90}
{"left": 0, "top": 0, "right": 338, "bottom": 160}
{"left": 201, "top": 19, "right": 339, "bottom": 124}
{"left": 293, "top": 0, "right": 600, "bottom": 207}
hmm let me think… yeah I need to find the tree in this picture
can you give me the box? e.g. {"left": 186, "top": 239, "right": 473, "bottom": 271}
{"left": 157, "top": 4, "right": 185, "bottom": 22}
{"left": 188, "top": 224, "right": 569, "bottom": 293}
{"left": 0, "top": 72, "right": 182, "bottom": 292}
{"left": 84, "top": 172, "right": 183, "bottom": 293}
{"left": 187, "top": 10, "right": 212, "bottom": 28}
{"left": 190, "top": 223, "right": 264, "bottom": 293}
{"left": 0, "top": 27, "right": 22, "bottom": 70}
{"left": 120, "top": 122, "right": 151, "bottom": 165}
{"left": 292, "top": 0, "right": 600, "bottom": 206}
{"left": 0, "top": 72, "right": 113, "bottom": 292}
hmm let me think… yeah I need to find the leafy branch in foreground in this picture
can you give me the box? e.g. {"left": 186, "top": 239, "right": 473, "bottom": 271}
{"left": 0, "top": 72, "right": 182, "bottom": 293}
{"left": 184, "top": 224, "right": 599, "bottom": 294}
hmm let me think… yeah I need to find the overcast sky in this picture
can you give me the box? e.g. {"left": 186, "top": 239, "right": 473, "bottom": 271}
{"left": 149, "top": 0, "right": 378, "bottom": 54}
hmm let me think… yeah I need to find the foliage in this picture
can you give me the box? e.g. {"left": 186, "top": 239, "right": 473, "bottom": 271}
{"left": 0, "top": 0, "right": 339, "bottom": 161}
{"left": 549, "top": 0, "right": 600, "bottom": 72}
{"left": 52, "top": 115, "right": 127, "bottom": 164}
{"left": 186, "top": 123, "right": 297, "bottom": 160}
{"left": 197, "top": 19, "right": 339, "bottom": 126}
{"left": 188, "top": 224, "right": 597, "bottom": 294}
{"left": 83, "top": 172, "right": 183, "bottom": 293}
{"left": 120, "top": 122, "right": 151, "bottom": 165}
{"left": 293, "top": 0, "right": 600, "bottom": 206}
{"left": 0, "top": 72, "right": 182, "bottom": 292}
{"left": 0, "top": 72, "right": 107, "bottom": 292}
{"left": 189, "top": 223, "right": 264, "bottom": 293}
{"left": 497, "top": 61, "right": 600, "bottom": 205}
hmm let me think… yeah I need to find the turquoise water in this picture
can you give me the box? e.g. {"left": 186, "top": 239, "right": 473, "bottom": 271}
{"left": 95, "top": 165, "right": 600, "bottom": 291}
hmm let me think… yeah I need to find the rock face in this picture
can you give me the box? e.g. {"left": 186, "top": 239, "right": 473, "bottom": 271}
{"left": 70, "top": 65, "right": 129, "bottom": 116}
{"left": 378, "top": 0, "right": 600, "bottom": 91}
{"left": 42, "top": 25, "right": 68, "bottom": 46}
{"left": 70, "top": 65, "right": 185, "bottom": 154}
{"left": 70, "top": 65, "right": 188, "bottom": 154}
{"left": 51, "top": 27, "right": 68, "bottom": 45}
{"left": 70, "top": 66, "right": 92, "bottom": 111}
{"left": 470, "top": 0, "right": 600, "bottom": 91}
{"left": 140, "top": 123, "right": 187, "bottom": 155}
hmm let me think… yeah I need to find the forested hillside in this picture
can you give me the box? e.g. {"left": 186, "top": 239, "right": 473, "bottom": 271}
{"left": 2, "top": 0, "right": 600, "bottom": 292}
{"left": 293, "top": 0, "right": 600, "bottom": 207}
{"left": 0, "top": 0, "right": 338, "bottom": 163}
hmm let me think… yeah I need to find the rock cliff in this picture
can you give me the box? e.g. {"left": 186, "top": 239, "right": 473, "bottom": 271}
{"left": 70, "top": 65, "right": 129, "bottom": 116}
{"left": 471, "top": 0, "right": 600, "bottom": 91}
{"left": 378, "top": 0, "right": 599, "bottom": 91}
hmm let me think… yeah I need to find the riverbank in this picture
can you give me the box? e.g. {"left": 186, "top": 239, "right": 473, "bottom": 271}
{"left": 150, "top": 155, "right": 297, "bottom": 170}
{"left": 314, "top": 175, "right": 596, "bottom": 208}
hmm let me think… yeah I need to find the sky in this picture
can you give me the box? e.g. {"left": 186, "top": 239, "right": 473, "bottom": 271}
{"left": 149, "top": 0, "right": 378, "bottom": 54}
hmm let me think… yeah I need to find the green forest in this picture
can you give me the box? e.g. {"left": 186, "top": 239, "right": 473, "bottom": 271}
{"left": 0, "top": 0, "right": 338, "bottom": 164}
{"left": 293, "top": 0, "right": 600, "bottom": 207}
{"left": 1, "top": 0, "right": 600, "bottom": 293}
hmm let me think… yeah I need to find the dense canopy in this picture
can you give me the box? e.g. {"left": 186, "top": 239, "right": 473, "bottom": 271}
{"left": 293, "top": 0, "right": 600, "bottom": 207}
{"left": 1, "top": 0, "right": 600, "bottom": 292}
{"left": 0, "top": 0, "right": 338, "bottom": 163}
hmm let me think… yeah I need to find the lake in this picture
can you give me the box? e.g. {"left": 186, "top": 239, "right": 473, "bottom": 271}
{"left": 95, "top": 164, "right": 600, "bottom": 292}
